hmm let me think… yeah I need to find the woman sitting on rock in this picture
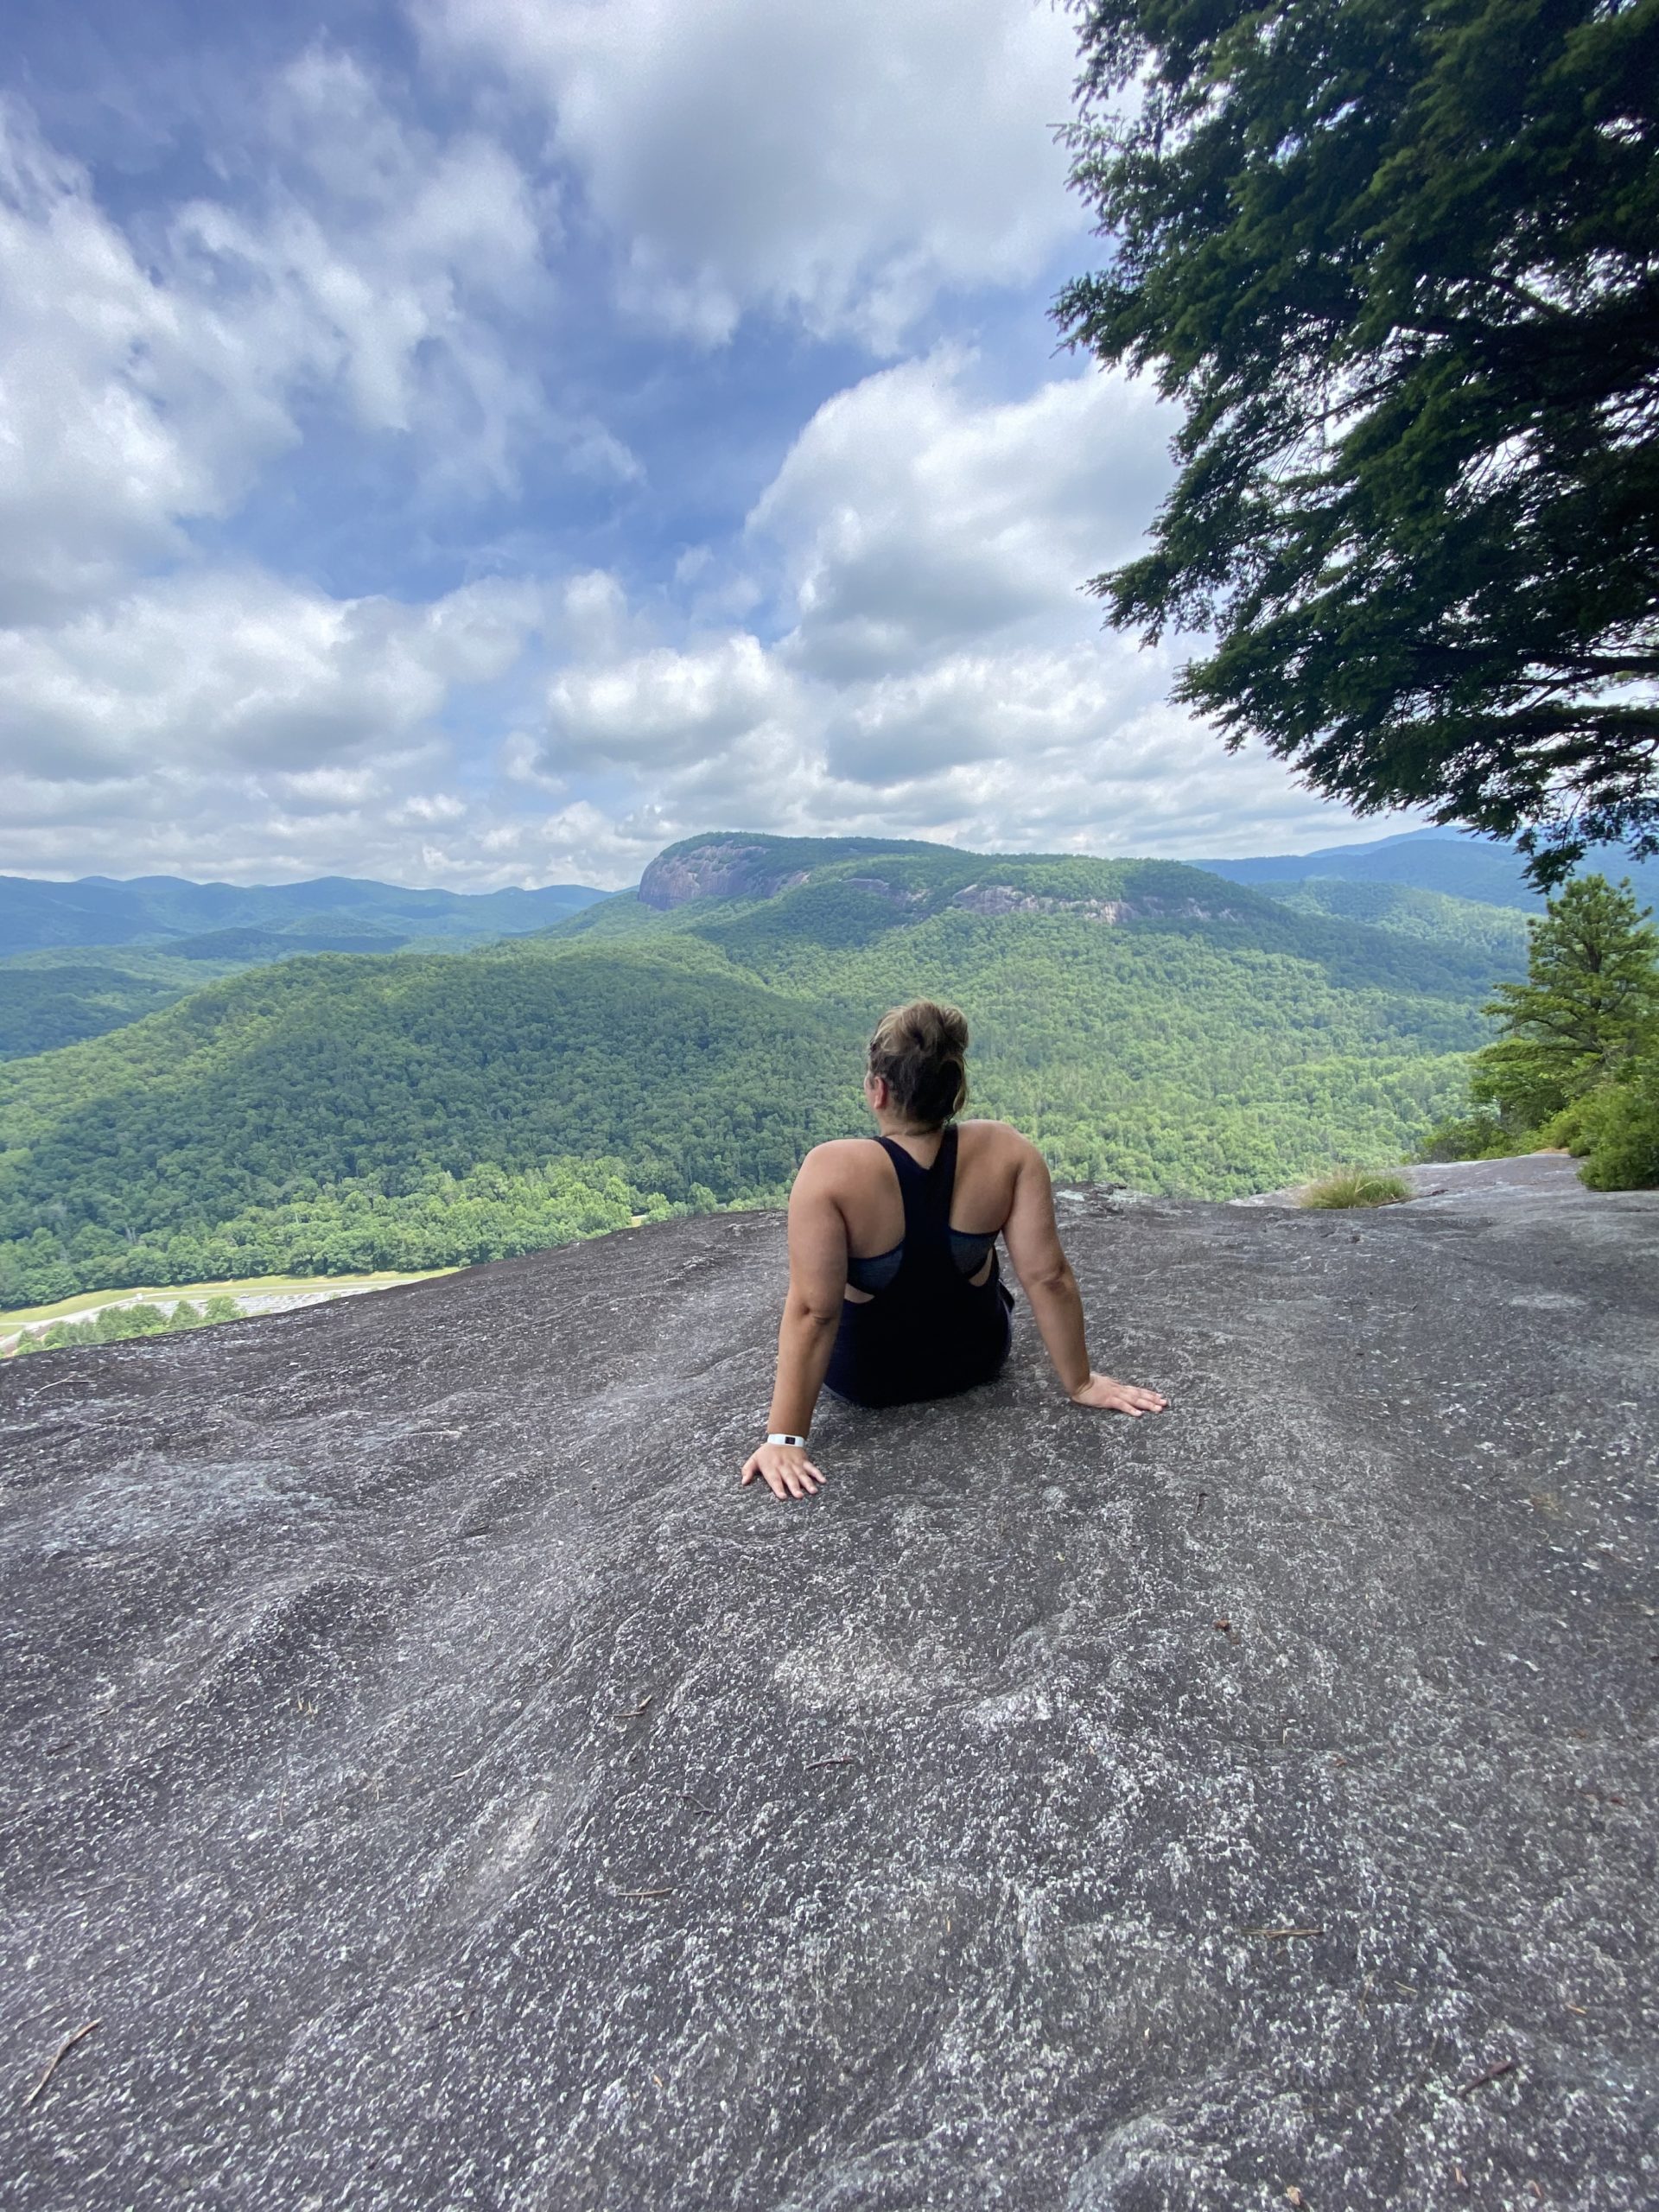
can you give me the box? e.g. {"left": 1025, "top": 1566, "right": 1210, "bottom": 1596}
{"left": 742, "top": 999, "right": 1167, "bottom": 1500}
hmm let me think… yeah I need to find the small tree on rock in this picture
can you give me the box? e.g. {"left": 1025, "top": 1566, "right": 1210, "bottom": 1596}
{"left": 1423, "top": 873, "right": 1659, "bottom": 1158}
{"left": 1473, "top": 875, "right": 1658, "bottom": 1129}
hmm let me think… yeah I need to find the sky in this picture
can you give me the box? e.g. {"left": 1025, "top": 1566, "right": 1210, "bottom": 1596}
{"left": 0, "top": 0, "right": 1407, "bottom": 891}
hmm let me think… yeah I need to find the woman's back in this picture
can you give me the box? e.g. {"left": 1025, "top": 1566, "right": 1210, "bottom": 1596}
{"left": 741, "top": 998, "right": 1166, "bottom": 1499}
{"left": 811, "top": 1118, "right": 1026, "bottom": 1285}
{"left": 823, "top": 1125, "right": 1016, "bottom": 1408}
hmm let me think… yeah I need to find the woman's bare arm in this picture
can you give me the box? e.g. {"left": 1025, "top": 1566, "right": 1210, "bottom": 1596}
{"left": 1001, "top": 1137, "right": 1168, "bottom": 1417}
{"left": 741, "top": 1146, "right": 849, "bottom": 1499}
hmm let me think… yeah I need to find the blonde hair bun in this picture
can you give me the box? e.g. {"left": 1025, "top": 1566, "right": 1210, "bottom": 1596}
{"left": 868, "top": 999, "right": 969, "bottom": 1127}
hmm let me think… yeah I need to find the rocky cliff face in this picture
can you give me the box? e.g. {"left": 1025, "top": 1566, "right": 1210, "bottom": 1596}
{"left": 947, "top": 884, "right": 1250, "bottom": 925}
{"left": 638, "top": 841, "right": 815, "bottom": 910}
{"left": 3, "top": 1185, "right": 1656, "bottom": 2209}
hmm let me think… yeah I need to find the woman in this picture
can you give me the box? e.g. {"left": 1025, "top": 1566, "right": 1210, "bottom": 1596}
{"left": 741, "top": 1000, "right": 1168, "bottom": 1501}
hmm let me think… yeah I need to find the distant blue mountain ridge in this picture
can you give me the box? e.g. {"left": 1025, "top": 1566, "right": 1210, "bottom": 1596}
{"left": 1191, "top": 825, "right": 1659, "bottom": 911}
{"left": 0, "top": 873, "right": 606, "bottom": 958}
{"left": 1, "top": 826, "right": 1653, "bottom": 967}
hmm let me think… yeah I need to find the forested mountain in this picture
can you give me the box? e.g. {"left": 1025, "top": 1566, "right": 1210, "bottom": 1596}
{"left": 0, "top": 940, "right": 411, "bottom": 1061}
{"left": 14, "top": 830, "right": 1645, "bottom": 1065}
{"left": 1252, "top": 880, "right": 1531, "bottom": 967}
{"left": 0, "top": 952, "right": 227, "bottom": 1062}
{"left": 0, "top": 875, "right": 607, "bottom": 1058}
{"left": 0, "top": 836, "right": 1531, "bottom": 1307}
{"left": 0, "top": 872, "right": 604, "bottom": 957}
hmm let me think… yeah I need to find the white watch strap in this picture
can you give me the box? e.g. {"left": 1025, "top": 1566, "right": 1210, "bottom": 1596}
{"left": 764, "top": 1432, "right": 809, "bottom": 1447}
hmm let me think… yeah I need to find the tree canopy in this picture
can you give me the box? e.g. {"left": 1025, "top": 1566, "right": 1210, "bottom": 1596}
{"left": 1055, "top": 0, "right": 1659, "bottom": 881}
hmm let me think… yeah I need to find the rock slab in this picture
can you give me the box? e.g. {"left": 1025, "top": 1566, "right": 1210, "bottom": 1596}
{"left": 3, "top": 1186, "right": 1656, "bottom": 2209}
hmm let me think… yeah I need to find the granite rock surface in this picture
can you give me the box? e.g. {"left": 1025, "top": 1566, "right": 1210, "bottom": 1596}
{"left": 637, "top": 841, "right": 814, "bottom": 910}
{"left": 3, "top": 1185, "right": 1656, "bottom": 2209}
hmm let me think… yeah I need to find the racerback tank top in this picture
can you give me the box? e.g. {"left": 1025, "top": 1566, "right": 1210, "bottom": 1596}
{"left": 823, "top": 1128, "right": 1014, "bottom": 1408}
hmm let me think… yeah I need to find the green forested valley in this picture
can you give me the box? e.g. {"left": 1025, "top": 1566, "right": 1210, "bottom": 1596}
{"left": 0, "top": 874, "right": 608, "bottom": 1059}
{"left": 0, "top": 942, "right": 284, "bottom": 1060}
{"left": 0, "top": 836, "right": 1532, "bottom": 1306}
{"left": 1253, "top": 880, "right": 1532, "bottom": 969}
{"left": 0, "top": 959, "right": 196, "bottom": 1061}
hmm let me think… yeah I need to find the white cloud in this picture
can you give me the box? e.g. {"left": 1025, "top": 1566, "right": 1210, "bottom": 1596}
{"left": 0, "top": 552, "right": 809, "bottom": 890}
{"left": 0, "top": 27, "right": 1393, "bottom": 891}
{"left": 391, "top": 790, "right": 470, "bottom": 825}
{"left": 501, "top": 354, "right": 1378, "bottom": 873}
{"left": 0, "top": 102, "right": 283, "bottom": 624}
{"left": 419, "top": 0, "right": 1084, "bottom": 347}
{"left": 544, "top": 632, "right": 796, "bottom": 769}
{"left": 272, "top": 764, "right": 389, "bottom": 812}
{"left": 0, "top": 569, "right": 542, "bottom": 784}
{"left": 819, "top": 641, "right": 1161, "bottom": 787}
{"left": 551, "top": 569, "right": 640, "bottom": 661}
{"left": 752, "top": 351, "right": 1178, "bottom": 678}
{"left": 0, "top": 769, "right": 644, "bottom": 891}
{"left": 170, "top": 48, "right": 553, "bottom": 486}
{"left": 807, "top": 688, "right": 1353, "bottom": 859}
{"left": 0, "top": 63, "right": 560, "bottom": 632}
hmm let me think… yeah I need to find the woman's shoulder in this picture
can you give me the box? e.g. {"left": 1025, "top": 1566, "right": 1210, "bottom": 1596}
{"left": 795, "top": 1135, "right": 881, "bottom": 1185}
{"left": 957, "top": 1118, "right": 1036, "bottom": 1160}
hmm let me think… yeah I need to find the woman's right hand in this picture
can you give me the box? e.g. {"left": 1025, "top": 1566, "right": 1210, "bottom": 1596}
{"left": 1070, "top": 1371, "right": 1168, "bottom": 1417}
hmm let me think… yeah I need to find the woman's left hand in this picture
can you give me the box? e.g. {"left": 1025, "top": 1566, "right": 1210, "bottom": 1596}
{"left": 741, "top": 1443, "right": 826, "bottom": 1500}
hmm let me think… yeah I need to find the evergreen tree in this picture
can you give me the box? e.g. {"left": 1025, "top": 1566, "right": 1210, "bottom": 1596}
{"left": 1470, "top": 876, "right": 1658, "bottom": 1129}
{"left": 1056, "top": 0, "right": 1659, "bottom": 880}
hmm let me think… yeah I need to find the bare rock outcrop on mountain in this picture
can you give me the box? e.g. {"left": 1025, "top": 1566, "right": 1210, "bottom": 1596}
{"left": 638, "top": 840, "right": 816, "bottom": 910}
{"left": 948, "top": 884, "right": 1251, "bottom": 925}
{"left": 3, "top": 1185, "right": 1656, "bottom": 2209}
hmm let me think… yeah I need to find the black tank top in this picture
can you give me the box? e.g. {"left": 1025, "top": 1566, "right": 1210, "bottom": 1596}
{"left": 823, "top": 1128, "right": 1014, "bottom": 1409}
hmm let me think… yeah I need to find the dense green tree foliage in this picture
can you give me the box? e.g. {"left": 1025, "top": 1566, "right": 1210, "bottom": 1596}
{"left": 7, "top": 1294, "right": 244, "bottom": 1359}
{"left": 1476, "top": 877, "right": 1658, "bottom": 1118}
{"left": 0, "top": 937, "right": 442, "bottom": 1058}
{"left": 1571, "top": 1059, "right": 1659, "bottom": 1189}
{"left": 1420, "top": 874, "right": 1659, "bottom": 1174}
{"left": 1056, "top": 0, "right": 1659, "bottom": 880}
{"left": 0, "top": 963, "right": 187, "bottom": 1058}
{"left": 0, "top": 847, "right": 1522, "bottom": 1306}
{"left": 1217, "top": 879, "right": 1531, "bottom": 977}
{"left": 0, "top": 942, "right": 855, "bottom": 1306}
{"left": 0, "top": 1161, "right": 674, "bottom": 1310}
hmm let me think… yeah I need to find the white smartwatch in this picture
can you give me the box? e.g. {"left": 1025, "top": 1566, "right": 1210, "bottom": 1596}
{"left": 764, "top": 1432, "right": 809, "bottom": 1447}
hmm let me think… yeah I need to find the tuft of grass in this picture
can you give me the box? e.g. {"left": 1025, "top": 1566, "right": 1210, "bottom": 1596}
{"left": 1299, "top": 1166, "right": 1413, "bottom": 1210}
